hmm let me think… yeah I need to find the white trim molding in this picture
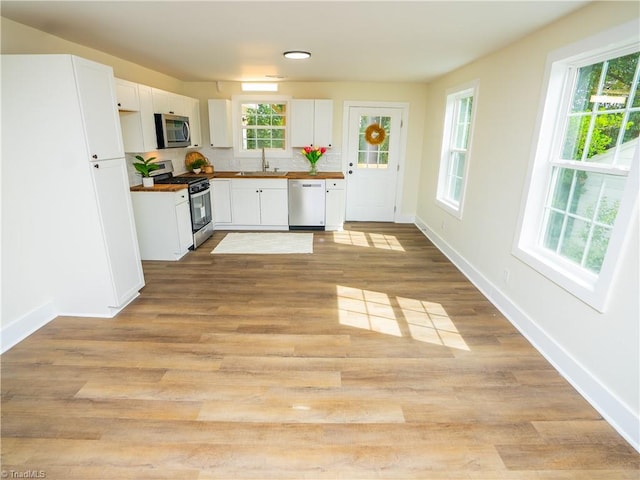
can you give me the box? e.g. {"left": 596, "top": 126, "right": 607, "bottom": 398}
{"left": 1, "top": 302, "right": 56, "bottom": 354}
{"left": 415, "top": 215, "right": 640, "bottom": 453}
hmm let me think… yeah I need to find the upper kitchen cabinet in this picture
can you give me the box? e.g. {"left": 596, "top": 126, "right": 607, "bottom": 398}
{"left": 119, "top": 82, "right": 157, "bottom": 152}
{"left": 115, "top": 78, "right": 140, "bottom": 111}
{"left": 73, "top": 56, "right": 125, "bottom": 161}
{"left": 290, "top": 99, "right": 333, "bottom": 148}
{"left": 152, "top": 87, "right": 188, "bottom": 116}
{"left": 208, "top": 99, "right": 233, "bottom": 148}
{"left": 187, "top": 97, "right": 202, "bottom": 148}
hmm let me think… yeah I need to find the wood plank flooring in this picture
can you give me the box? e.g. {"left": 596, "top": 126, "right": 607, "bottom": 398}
{"left": 2, "top": 223, "right": 638, "bottom": 479}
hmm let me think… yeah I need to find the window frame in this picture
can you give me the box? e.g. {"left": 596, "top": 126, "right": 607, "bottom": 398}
{"left": 231, "top": 94, "right": 292, "bottom": 158}
{"left": 436, "top": 80, "right": 479, "bottom": 218}
{"left": 514, "top": 21, "right": 639, "bottom": 312}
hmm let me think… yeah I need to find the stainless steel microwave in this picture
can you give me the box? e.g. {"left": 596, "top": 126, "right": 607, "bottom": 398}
{"left": 154, "top": 113, "right": 191, "bottom": 148}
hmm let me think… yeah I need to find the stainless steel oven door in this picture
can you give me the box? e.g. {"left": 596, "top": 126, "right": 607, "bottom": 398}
{"left": 190, "top": 188, "right": 212, "bottom": 232}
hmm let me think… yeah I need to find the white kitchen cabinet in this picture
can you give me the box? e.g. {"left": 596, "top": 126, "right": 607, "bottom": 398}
{"left": 169, "top": 93, "right": 189, "bottom": 116}
{"left": 212, "top": 179, "right": 233, "bottom": 225}
{"left": 73, "top": 56, "right": 125, "bottom": 161}
{"left": 92, "top": 158, "right": 146, "bottom": 302}
{"left": 325, "top": 179, "right": 346, "bottom": 231}
{"left": 151, "top": 88, "right": 170, "bottom": 114}
{"left": 131, "top": 189, "right": 193, "bottom": 261}
{"left": 115, "top": 78, "right": 140, "bottom": 111}
{"left": 188, "top": 97, "right": 202, "bottom": 147}
{"left": 230, "top": 179, "right": 288, "bottom": 229}
{"left": 119, "top": 84, "right": 158, "bottom": 152}
{"left": 290, "top": 99, "right": 333, "bottom": 148}
{"left": 2, "top": 54, "right": 144, "bottom": 330}
{"left": 208, "top": 99, "right": 233, "bottom": 148}
{"left": 152, "top": 88, "right": 189, "bottom": 116}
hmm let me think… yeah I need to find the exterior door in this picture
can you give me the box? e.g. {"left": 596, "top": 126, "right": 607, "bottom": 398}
{"left": 346, "top": 106, "right": 402, "bottom": 221}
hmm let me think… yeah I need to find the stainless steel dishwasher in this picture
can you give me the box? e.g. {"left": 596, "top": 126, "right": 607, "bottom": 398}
{"left": 288, "top": 179, "right": 326, "bottom": 230}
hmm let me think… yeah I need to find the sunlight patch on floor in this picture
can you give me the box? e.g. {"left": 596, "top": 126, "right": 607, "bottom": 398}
{"left": 332, "top": 231, "right": 405, "bottom": 251}
{"left": 337, "top": 285, "right": 469, "bottom": 351}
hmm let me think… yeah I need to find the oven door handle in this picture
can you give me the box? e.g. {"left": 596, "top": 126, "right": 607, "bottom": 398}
{"left": 190, "top": 188, "right": 210, "bottom": 200}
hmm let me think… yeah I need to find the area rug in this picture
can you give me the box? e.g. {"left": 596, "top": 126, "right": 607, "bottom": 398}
{"left": 211, "top": 232, "right": 313, "bottom": 254}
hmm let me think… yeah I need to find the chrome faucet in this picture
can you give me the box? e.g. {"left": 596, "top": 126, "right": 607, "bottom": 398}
{"left": 261, "top": 147, "right": 269, "bottom": 171}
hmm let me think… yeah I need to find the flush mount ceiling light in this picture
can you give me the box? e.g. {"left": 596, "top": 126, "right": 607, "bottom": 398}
{"left": 283, "top": 50, "right": 311, "bottom": 60}
{"left": 241, "top": 82, "right": 279, "bottom": 92}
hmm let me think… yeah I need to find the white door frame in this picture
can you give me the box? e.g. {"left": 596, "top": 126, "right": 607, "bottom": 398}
{"left": 342, "top": 101, "right": 409, "bottom": 223}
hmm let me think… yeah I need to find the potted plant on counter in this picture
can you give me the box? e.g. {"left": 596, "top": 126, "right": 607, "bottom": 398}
{"left": 190, "top": 157, "right": 207, "bottom": 174}
{"left": 133, "top": 155, "right": 159, "bottom": 187}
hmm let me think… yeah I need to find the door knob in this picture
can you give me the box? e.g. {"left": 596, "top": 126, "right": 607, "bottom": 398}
{"left": 348, "top": 170, "right": 353, "bottom": 174}
{"left": 349, "top": 162, "right": 353, "bottom": 167}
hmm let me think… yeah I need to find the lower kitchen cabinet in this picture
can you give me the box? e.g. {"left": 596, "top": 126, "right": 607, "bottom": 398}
{"left": 230, "top": 179, "right": 288, "bottom": 229}
{"left": 211, "top": 179, "right": 233, "bottom": 226}
{"left": 131, "top": 189, "right": 193, "bottom": 260}
{"left": 325, "top": 179, "right": 346, "bottom": 231}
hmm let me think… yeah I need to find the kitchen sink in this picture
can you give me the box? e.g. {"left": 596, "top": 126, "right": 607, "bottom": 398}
{"left": 235, "top": 171, "right": 288, "bottom": 177}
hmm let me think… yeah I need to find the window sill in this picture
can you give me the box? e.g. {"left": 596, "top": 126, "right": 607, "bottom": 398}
{"left": 513, "top": 244, "right": 607, "bottom": 313}
{"left": 436, "top": 198, "right": 463, "bottom": 219}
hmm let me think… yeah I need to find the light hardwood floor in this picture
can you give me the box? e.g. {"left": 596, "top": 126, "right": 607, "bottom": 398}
{"left": 2, "top": 223, "right": 638, "bottom": 479}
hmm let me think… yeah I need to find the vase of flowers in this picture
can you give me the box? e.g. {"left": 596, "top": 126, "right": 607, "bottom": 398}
{"left": 301, "top": 146, "right": 326, "bottom": 176}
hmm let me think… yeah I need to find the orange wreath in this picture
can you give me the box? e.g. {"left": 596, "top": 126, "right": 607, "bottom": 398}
{"left": 365, "top": 123, "right": 386, "bottom": 145}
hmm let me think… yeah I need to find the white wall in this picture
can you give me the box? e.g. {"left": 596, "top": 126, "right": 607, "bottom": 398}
{"left": 415, "top": 2, "right": 639, "bottom": 449}
{"left": 183, "top": 81, "right": 427, "bottom": 221}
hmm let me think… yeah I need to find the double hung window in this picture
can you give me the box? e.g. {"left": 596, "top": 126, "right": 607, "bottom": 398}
{"left": 235, "top": 96, "right": 289, "bottom": 154}
{"left": 516, "top": 23, "right": 639, "bottom": 311}
{"left": 436, "top": 82, "right": 478, "bottom": 216}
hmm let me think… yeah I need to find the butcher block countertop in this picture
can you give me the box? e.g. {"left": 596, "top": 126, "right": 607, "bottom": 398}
{"left": 130, "top": 184, "right": 188, "bottom": 193}
{"left": 130, "top": 171, "right": 345, "bottom": 192}
{"left": 184, "top": 171, "right": 345, "bottom": 180}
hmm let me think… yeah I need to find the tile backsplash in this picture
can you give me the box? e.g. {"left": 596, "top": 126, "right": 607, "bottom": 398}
{"left": 127, "top": 146, "right": 343, "bottom": 186}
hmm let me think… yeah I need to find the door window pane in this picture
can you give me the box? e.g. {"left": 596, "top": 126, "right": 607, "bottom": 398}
{"left": 357, "top": 115, "right": 391, "bottom": 169}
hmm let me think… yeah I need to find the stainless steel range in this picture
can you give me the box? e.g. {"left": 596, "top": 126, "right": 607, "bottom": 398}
{"left": 150, "top": 160, "right": 213, "bottom": 249}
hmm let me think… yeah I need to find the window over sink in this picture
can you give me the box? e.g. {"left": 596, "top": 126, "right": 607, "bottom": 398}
{"left": 233, "top": 95, "right": 291, "bottom": 156}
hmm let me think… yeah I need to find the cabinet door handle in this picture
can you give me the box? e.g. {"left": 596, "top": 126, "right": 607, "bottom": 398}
{"left": 348, "top": 170, "right": 353, "bottom": 174}
{"left": 94, "top": 164, "right": 100, "bottom": 169}
{"left": 92, "top": 154, "right": 98, "bottom": 159}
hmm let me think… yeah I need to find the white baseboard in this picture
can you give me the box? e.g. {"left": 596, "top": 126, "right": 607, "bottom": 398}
{"left": 1, "top": 301, "right": 57, "bottom": 354}
{"left": 414, "top": 216, "right": 640, "bottom": 452}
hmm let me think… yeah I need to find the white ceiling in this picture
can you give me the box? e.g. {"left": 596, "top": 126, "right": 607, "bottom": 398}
{"left": 1, "top": 0, "right": 591, "bottom": 83}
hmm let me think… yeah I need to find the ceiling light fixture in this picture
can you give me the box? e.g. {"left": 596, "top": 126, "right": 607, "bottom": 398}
{"left": 241, "top": 82, "right": 279, "bottom": 92}
{"left": 283, "top": 50, "right": 311, "bottom": 60}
